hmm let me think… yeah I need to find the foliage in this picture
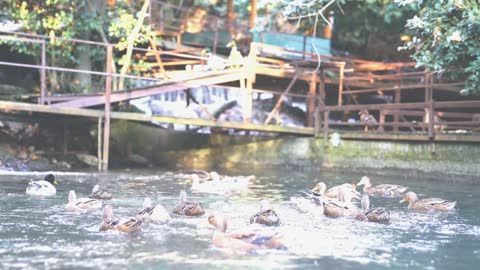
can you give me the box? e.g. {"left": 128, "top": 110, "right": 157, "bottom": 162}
{"left": 279, "top": 0, "right": 415, "bottom": 60}
{"left": 0, "top": 0, "right": 158, "bottom": 92}
{"left": 397, "top": 0, "right": 480, "bottom": 94}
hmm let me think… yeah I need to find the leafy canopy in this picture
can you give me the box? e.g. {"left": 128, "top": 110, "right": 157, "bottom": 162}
{"left": 398, "top": 0, "right": 480, "bottom": 94}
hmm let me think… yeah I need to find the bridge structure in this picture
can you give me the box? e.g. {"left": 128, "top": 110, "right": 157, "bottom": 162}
{"left": 0, "top": 25, "right": 479, "bottom": 171}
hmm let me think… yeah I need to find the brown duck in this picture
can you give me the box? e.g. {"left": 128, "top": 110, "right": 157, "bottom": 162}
{"left": 208, "top": 215, "right": 285, "bottom": 252}
{"left": 356, "top": 195, "right": 390, "bottom": 224}
{"left": 250, "top": 200, "right": 280, "bottom": 226}
{"left": 173, "top": 191, "right": 205, "bottom": 216}
{"left": 99, "top": 205, "right": 142, "bottom": 233}
{"left": 400, "top": 191, "right": 456, "bottom": 211}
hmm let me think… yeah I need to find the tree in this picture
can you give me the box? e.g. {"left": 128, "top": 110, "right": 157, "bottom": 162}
{"left": 0, "top": 0, "right": 157, "bottom": 93}
{"left": 397, "top": 0, "right": 480, "bottom": 94}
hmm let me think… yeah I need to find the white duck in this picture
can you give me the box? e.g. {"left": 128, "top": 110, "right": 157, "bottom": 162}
{"left": 26, "top": 174, "right": 57, "bottom": 196}
{"left": 65, "top": 190, "right": 103, "bottom": 211}
{"left": 137, "top": 197, "right": 171, "bottom": 224}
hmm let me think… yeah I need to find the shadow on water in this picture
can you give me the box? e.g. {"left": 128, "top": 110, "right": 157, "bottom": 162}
{"left": 0, "top": 169, "right": 479, "bottom": 269}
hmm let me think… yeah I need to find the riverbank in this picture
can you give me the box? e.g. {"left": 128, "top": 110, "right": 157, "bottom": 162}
{"left": 160, "top": 135, "right": 480, "bottom": 183}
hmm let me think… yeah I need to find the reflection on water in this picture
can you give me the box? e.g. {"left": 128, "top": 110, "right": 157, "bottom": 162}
{"left": 0, "top": 169, "right": 479, "bottom": 270}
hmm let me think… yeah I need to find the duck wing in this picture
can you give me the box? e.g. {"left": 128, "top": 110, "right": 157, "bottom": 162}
{"left": 183, "top": 202, "right": 205, "bottom": 216}
{"left": 250, "top": 210, "right": 280, "bottom": 226}
{"left": 27, "top": 181, "right": 43, "bottom": 191}
{"left": 365, "top": 207, "right": 391, "bottom": 223}
{"left": 117, "top": 218, "right": 142, "bottom": 233}
{"left": 138, "top": 206, "right": 155, "bottom": 216}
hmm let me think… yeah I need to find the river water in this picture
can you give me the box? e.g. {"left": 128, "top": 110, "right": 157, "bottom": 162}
{"left": 0, "top": 169, "right": 479, "bottom": 270}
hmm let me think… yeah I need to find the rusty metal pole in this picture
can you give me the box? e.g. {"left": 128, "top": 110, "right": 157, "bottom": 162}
{"left": 40, "top": 41, "right": 46, "bottom": 105}
{"left": 323, "top": 110, "right": 329, "bottom": 148}
{"left": 102, "top": 44, "right": 113, "bottom": 171}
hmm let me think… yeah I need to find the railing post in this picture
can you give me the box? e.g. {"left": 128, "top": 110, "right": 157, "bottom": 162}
{"left": 102, "top": 44, "right": 113, "bottom": 171}
{"left": 97, "top": 117, "right": 103, "bottom": 172}
{"left": 39, "top": 41, "right": 46, "bottom": 105}
{"left": 213, "top": 30, "right": 219, "bottom": 55}
{"left": 337, "top": 63, "right": 344, "bottom": 106}
{"left": 307, "top": 73, "right": 317, "bottom": 127}
{"left": 427, "top": 100, "right": 435, "bottom": 140}
{"left": 379, "top": 110, "right": 385, "bottom": 132}
{"left": 323, "top": 110, "right": 329, "bottom": 147}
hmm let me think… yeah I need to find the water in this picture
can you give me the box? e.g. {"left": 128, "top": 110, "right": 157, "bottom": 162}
{"left": 1, "top": 169, "right": 479, "bottom": 270}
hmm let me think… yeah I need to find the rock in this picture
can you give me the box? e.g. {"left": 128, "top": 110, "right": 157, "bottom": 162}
{"left": 27, "top": 158, "right": 52, "bottom": 171}
{"left": 76, "top": 153, "right": 98, "bottom": 167}
{"left": 16, "top": 150, "right": 28, "bottom": 160}
{"left": 127, "top": 153, "right": 151, "bottom": 167}
{"left": 55, "top": 160, "right": 71, "bottom": 170}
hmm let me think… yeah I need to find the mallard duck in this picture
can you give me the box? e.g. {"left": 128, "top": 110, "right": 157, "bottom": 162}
{"left": 357, "top": 176, "right": 408, "bottom": 197}
{"left": 324, "top": 183, "right": 361, "bottom": 200}
{"left": 356, "top": 195, "right": 390, "bottom": 224}
{"left": 311, "top": 182, "right": 327, "bottom": 195}
{"left": 26, "top": 174, "right": 57, "bottom": 196}
{"left": 320, "top": 185, "right": 359, "bottom": 218}
{"left": 400, "top": 191, "right": 456, "bottom": 211}
{"left": 208, "top": 215, "right": 285, "bottom": 252}
{"left": 89, "top": 185, "right": 112, "bottom": 200}
{"left": 250, "top": 200, "right": 280, "bottom": 226}
{"left": 172, "top": 191, "right": 205, "bottom": 216}
{"left": 65, "top": 190, "right": 103, "bottom": 211}
{"left": 137, "top": 197, "right": 171, "bottom": 224}
{"left": 99, "top": 205, "right": 142, "bottom": 233}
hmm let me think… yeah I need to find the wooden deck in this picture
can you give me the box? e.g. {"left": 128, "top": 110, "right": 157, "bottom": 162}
{"left": 1, "top": 31, "right": 479, "bottom": 172}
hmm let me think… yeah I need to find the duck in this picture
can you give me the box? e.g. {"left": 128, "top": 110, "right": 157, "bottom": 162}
{"left": 137, "top": 197, "right": 171, "bottom": 224}
{"left": 357, "top": 176, "right": 408, "bottom": 197}
{"left": 250, "top": 200, "right": 280, "bottom": 226}
{"left": 172, "top": 191, "right": 205, "bottom": 216}
{"left": 226, "top": 40, "right": 243, "bottom": 68}
{"left": 89, "top": 185, "right": 113, "bottom": 200}
{"left": 317, "top": 182, "right": 360, "bottom": 200}
{"left": 99, "top": 205, "right": 142, "bottom": 233}
{"left": 400, "top": 191, "right": 456, "bottom": 211}
{"left": 210, "top": 172, "right": 252, "bottom": 194}
{"left": 320, "top": 185, "right": 359, "bottom": 218}
{"left": 191, "top": 174, "right": 225, "bottom": 194}
{"left": 65, "top": 190, "right": 103, "bottom": 211}
{"left": 208, "top": 214, "right": 285, "bottom": 252}
{"left": 356, "top": 195, "right": 391, "bottom": 224}
{"left": 26, "top": 174, "right": 57, "bottom": 196}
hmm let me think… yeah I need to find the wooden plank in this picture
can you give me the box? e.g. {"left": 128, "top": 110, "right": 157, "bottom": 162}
{"left": 52, "top": 70, "right": 244, "bottom": 108}
{"left": 0, "top": 100, "right": 102, "bottom": 117}
{"left": 265, "top": 75, "right": 298, "bottom": 124}
{"left": 326, "top": 102, "right": 428, "bottom": 111}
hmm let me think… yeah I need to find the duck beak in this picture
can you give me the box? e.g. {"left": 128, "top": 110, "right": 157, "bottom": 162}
{"left": 54, "top": 180, "right": 58, "bottom": 185}
{"left": 399, "top": 198, "right": 406, "bottom": 203}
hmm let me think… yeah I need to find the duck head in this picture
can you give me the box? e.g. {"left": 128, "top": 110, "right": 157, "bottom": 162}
{"left": 143, "top": 197, "right": 152, "bottom": 208}
{"left": 92, "top": 185, "right": 100, "bottom": 193}
{"left": 357, "top": 176, "right": 371, "bottom": 187}
{"left": 361, "top": 195, "right": 370, "bottom": 211}
{"left": 210, "top": 172, "right": 221, "bottom": 182}
{"left": 208, "top": 215, "right": 227, "bottom": 233}
{"left": 259, "top": 199, "right": 273, "bottom": 211}
{"left": 45, "top": 174, "right": 58, "bottom": 185}
{"left": 102, "top": 205, "right": 114, "bottom": 222}
{"left": 179, "top": 191, "right": 187, "bottom": 203}
{"left": 400, "top": 191, "right": 418, "bottom": 203}
{"left": 311, "top": 182, "right": 327, "bottom": 195}
{"left": 68, "top": 190, "right": 77, "bottom": 203}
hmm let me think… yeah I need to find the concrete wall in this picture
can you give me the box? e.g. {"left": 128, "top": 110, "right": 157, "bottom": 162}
{"left": 160, "top": 136, "right": 480, "bottom": 183}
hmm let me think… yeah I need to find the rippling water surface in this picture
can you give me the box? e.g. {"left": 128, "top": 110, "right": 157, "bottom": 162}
{"left": 0, "top": 169, "right": 479, "bottom": 270}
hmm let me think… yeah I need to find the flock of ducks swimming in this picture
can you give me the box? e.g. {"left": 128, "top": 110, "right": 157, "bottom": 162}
{"left": 25, "top": 173, "right": 457, "bottom": 252}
